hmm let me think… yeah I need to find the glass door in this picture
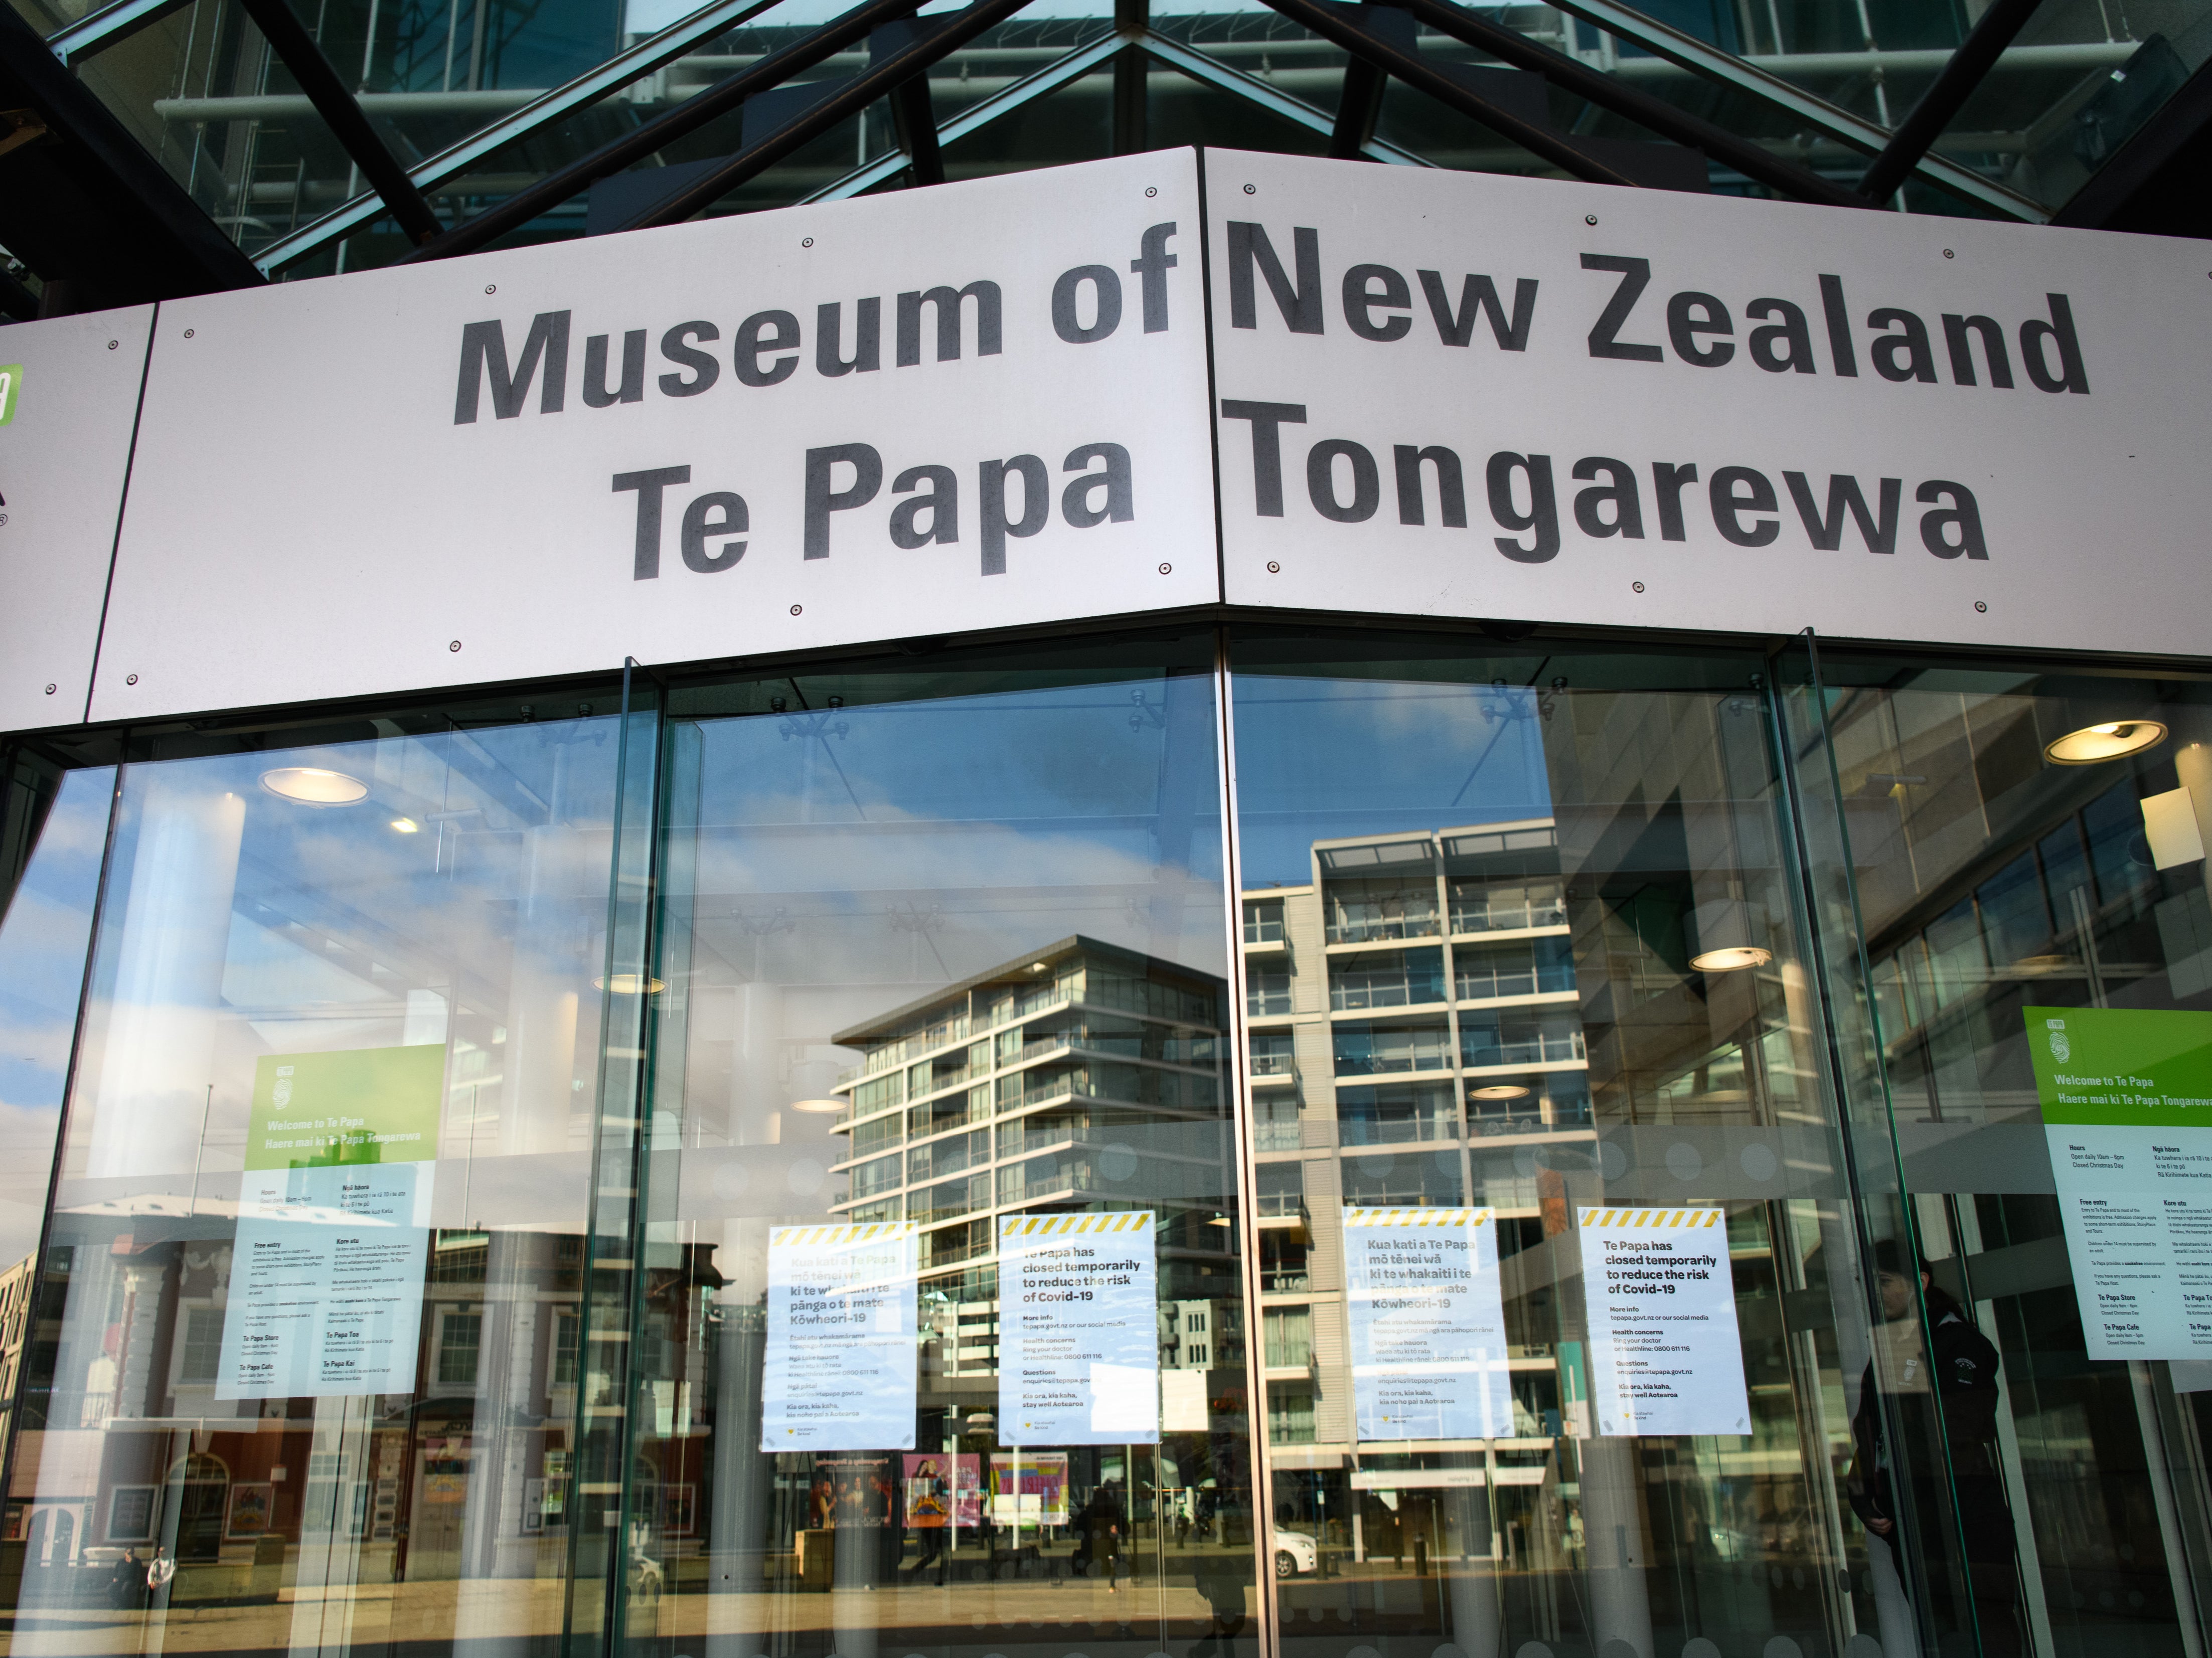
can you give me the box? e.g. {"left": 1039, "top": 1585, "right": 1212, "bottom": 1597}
{"left": 1781, "top": 641, "right": 2212, "bottom": 1658}
{"left": 1226, "top": 627, "right": 1895, "bottom": 1658}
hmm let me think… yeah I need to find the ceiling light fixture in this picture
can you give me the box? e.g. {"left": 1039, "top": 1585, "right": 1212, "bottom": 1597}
{"left": 789, "top": 1098, "right": 845, "bottom": 1114}
{"left": 1691, "top": 945, "right": 1773, "bottom": 973}
{"left": 2045, "top": 720, "right": 2167, "bottom": 765}
{"left": 390, "top": 817, "right": 420, "bottom": 833}
{"left": 1469, "top": 1084, "right": 1531, "bottom": 1101}
{"left": 260, "top": 766, "right": 368, "bottom": 805}
{"left": 593, "top": 973, "right": 667, "bottom": 994}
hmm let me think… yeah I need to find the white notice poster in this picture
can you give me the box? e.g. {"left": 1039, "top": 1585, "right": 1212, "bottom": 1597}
{"left": 998, "top": 1211, "right": 1158, "bottom": 1444}
{"left": 762, "top": 1221, "right": 919, "bottom": 1450}
{"left": 2026, "top": 1005, "right": 2212, "bottom": 1360}
{"left": 1579, "top": 1207, "right": 1750, "bottom": 1436}
{"left": 1342, "top": 1206, "right": 1512, "bottom": 1441}
{"left": 217, "top": 1045, "right": 445, "bottom": 1400}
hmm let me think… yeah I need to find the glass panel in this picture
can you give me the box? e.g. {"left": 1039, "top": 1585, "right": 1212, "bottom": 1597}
{"left": 1230, "top": 627, "right": 1903, "bottom": 1658}
{"left": 1794, "top": 646, "right": 2212, "bottom": 1658}
{"left": 0, "top": 758, "right": 114, "bottom": 1468}
{"left": 622, "top": 634, "right": 1260, "bottom": 1658}
{"left": 1928, "top": 0, "right": 2212, "bottom": 213}
{"left": 5, "top": 697, "right": 627, "bottom": 1656}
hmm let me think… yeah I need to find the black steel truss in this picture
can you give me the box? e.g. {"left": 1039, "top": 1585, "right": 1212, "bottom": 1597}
{"left": 233, "top": 0, "right": 443, "bottom": 244}
{"left": 1854, "top": 0, "right": 2044, "bottom": 204}
{"left": 4, "top": 0, "right": 2198, "bottom": 311}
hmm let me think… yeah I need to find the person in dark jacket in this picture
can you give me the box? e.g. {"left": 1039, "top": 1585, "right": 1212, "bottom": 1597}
{"left": 1089, "top": 1479, "right": 1126, "bottom": 1592}
{"left": 1849, "top": 1239, "right": 2021, "bottom": 1658}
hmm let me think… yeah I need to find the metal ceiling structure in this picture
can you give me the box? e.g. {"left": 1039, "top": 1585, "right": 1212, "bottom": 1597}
{"left": 2, "top": 0, "right": 2208, "bottom": 316}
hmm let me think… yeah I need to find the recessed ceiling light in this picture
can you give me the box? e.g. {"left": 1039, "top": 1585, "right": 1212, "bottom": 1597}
{"left": 593, "top": 974, "right": 666, "bottom": 994}
{"left": 1031, "top": 961, "right": 1049, "bottom": 973}
{"left": 390, "top": 817, "right": 420, "bottom": 834}
{"left": 1469, "top": 1084, "right": 1531, "bottom": 1101}
{"left": 1691, "top": 945, "right": 1773, "bottom": 973}
{"left": 2045, "top": 720, "right": 2167, "bottom": 765}
{"left": 260, "top": 767, "right": 368, "bottom": 805}
{"left": 789, "top": 1098, "right": 845, "bottom": 1114}
{"left": 1207, "top": 1212, "right": 1233, "bottom": 1226}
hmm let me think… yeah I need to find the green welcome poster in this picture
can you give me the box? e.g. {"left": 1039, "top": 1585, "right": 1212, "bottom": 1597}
{"left": 2026, "top": 1007, "right": 2212, "bottom": 1362}
{"left": 218, "top": 1044, "right": 447, "bottom": 1401}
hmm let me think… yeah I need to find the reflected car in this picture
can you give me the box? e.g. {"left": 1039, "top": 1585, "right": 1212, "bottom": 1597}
{"left": 1275, "top": 1529, "right": 1319, "bottom": 1577}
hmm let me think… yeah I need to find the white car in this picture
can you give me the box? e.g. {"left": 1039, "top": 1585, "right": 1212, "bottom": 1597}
{"left": 1274, "top": 1529, "right": 1319, "bottom": 1578}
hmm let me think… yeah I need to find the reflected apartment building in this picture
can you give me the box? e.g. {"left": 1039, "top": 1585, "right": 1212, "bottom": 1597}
{"left": 823, "top": 935, "right": 1247, "bottom": 1422}
{"left": 1238, "top": 822, "right": 1598, "bottom": 1531}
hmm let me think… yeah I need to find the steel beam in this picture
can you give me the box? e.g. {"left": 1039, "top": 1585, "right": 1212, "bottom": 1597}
{"left": 251, "top": 0, "right": 788, "bottom": 271}
{"left": 873, "top": 17, "right": 944, "bottom": 185}
{"left": 1138, "top": 30, "right": 1428, "bottom": 164}
{"left": 401, "top": 0, "right": 928, "bottom": 261}
{"left": 1258, "top": 0, "right": 1640, "bottom": 186}
{"left": 234, "top": 0, "right": 442, "bottom": 243}
{"left": 0, "top": 0, "right": 262, "bottom": 302}
{"left": 1372, "top": 0, "right": 1873, "bottom": 207}
{"left": 617, "top": 0, "right": 1034, "bottom": 230}
{"left": 49, "top": 0, "right": 194, "bottom": 68}
{"left": 1328, "top": 2, "right": 1410, "bottom": 159}
{"left": 1856, "top": 0, "right": 2043, "bottom": 202}
{"left": 1112, "top": 0, "right": 1146, "bottom": 153}
{"left": 803, "top": 29, "right": 1124, "bottom": 201}
{"left": 1537, "top": 0, "right": 2045, "bottom": 220}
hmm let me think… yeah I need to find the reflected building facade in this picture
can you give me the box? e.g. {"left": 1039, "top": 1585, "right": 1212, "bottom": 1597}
{"left": 0, "top": 634, "right": 2208, "bottom": 1658}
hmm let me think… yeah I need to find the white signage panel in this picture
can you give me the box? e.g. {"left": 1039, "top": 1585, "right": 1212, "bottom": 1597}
{"left": 1206, "top": 148, "right": 2212, "bottom": 658}
{"left": 216, "top": 1044, "right": 444, "bottom": 1400}
{"left": 0, "top": 306, "right": 152, "bottom": 732}
{"left": 92, "top": 153, "right": 1216, "bottom": 721}
{"left": 998, "top": 1210, "right": 1159, "bottom": 1444}
{"left": 762, "top": 1220, "right": 919, "bottom": 1450}
{"left": 1578, "top": 1206, "right": 1750, "bottom": 1436}
{"left": 1342, "top": 1205, "right": 1512, "bottom": 1441}
{"left": 217, "top": 1162, "right": 433, "bottom": 1398}
{"left": 2027, "top": 1005, "right": 2212, "bottom": 1360}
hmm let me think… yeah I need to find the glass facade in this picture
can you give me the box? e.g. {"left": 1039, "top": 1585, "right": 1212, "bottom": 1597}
{"left": 0, "top": 627, "right": 2208, "bottom": 1658}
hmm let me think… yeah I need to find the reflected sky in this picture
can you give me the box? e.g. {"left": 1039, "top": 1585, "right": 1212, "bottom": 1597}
{"left": 0, "top": 768, "right": 113, "bottom": 1269}
{"left": 679, "top": 673, "right": 1228, "bottom": 1000}
{"left": 1231, "top": 676, "right": 1553, "bottom": 887}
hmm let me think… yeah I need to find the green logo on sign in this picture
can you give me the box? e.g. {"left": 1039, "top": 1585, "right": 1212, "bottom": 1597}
{"left": 0, "top": 364, "right": 20, "bottom": 426}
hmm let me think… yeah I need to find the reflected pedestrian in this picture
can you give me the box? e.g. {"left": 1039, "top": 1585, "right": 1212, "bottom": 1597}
{"left": 1090, "top": 1478, "right": 1125, "bottom": 1593}
{"left": 110, "top": 1548, "right": 140, "bottom": 1609}
{"left": 1850, "top": 1240, "right": 2021, "bottom": 1658}
{"left": 144, "top": 1545, "right": 175, "bottom": 1610}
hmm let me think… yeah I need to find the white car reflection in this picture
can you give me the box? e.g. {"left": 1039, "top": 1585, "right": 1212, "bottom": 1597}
{"left": 1274, "top": 1529, "right": 1318, "bottom": 1577}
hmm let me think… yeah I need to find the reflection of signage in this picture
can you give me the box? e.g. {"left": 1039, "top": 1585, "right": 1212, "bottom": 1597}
{"left": 1342, "top": 1206, "right": 1511, "bottom": 1441}
{"left": 1578, "top": 1207, "right": 1750, "bottom": 1436}
{"left": 997, "top": 1212, "right": 1158, "bottom": 1444}
{"left": 763, "top": 1223, "right": 919, "bottom": 1450}
{"left": 2026, "top": 1005, "right": 2212, "bottom": 1360}
{"left": 217, "top": 1045, "right": 444, "bottom": 1400}
{"left": 988, "top": 1452, "right": 1068, "bottom": 1524}
{"left": 811, "top": 1454, "right": 896, "bottom": 1527}
{"left": 423, "top": 1469, "right": 469, "bottom": 1503}
{"left": 226, "top": 1484, "right": 272, "bottom": 1538}
{"left": 901, "top": 1453, "right": 981, "bottom": 1528}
